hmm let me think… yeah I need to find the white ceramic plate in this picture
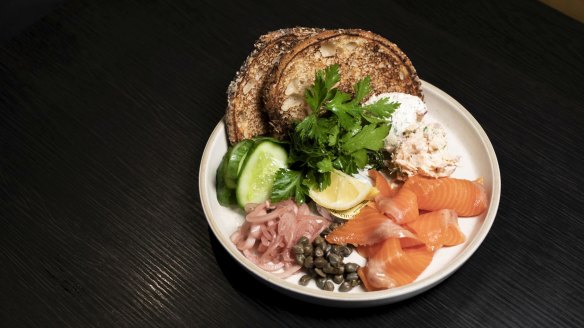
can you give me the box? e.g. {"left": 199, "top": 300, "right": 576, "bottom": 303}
{"left": 199, "top": 80, "right": 501, "bottom": 307}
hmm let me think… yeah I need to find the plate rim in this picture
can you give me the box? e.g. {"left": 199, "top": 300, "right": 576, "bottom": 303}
{"left": 199, "top": 80, "right": 501, "bottom": 306}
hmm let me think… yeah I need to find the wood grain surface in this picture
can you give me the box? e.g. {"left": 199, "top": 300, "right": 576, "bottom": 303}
{"left": 1, "top": 0, "right": 583, "bottom": 327}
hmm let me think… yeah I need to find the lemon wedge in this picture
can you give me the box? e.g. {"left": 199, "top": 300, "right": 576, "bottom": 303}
{"left": 309, "top": 170, "right": 375, "bottom": 211}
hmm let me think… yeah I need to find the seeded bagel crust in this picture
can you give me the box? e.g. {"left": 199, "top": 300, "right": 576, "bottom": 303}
{"left": 225, "top": 27, "right": 322, "bottom": 144}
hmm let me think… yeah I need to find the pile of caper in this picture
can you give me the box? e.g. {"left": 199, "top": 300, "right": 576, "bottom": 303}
{"left": 293, "top": 222, "right": 361, "bottom": 292}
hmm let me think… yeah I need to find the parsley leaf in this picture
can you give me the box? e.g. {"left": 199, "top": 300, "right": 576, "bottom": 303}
{"left": 316, "top": 157, "right": 334, "bottom": 173}
{"left": 326, "top": 90, "right": 361, "bottom": 132}
{"left": 352, "top": 76, "right": 372, "bottom": 104}
{"left": 270, "top": 169, "right": 307, "bottom": 204}
{"left": 304, "top": 64, "right": 340, "bottom": 112}
{"left": 342, "top": 124, "right": 390, "bottom": 153}
{"left": 361, "top": 98, "right": 399, "bottom": 123}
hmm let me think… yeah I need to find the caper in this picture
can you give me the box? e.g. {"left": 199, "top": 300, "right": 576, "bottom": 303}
{"left": 329, "top": 245, "right": 341, "bottom": 255}
{"left": 323, "top": 262, "right": 335, "bottom": 274}
{"left": 339, "top": 281, "right": 352, "bottom": 292}
{"left": 292, "top": 244, "right": 304, "bottom": 255}
{"left": 314, "top": 257, "right": 326, "bottom": 268}
{"left": 315, "top": 277, "right": 326, "bottom": 289}
{"left": 303, "top": 255, "right": 314, "bottom": 269}
{"left": 299, "top": 274, "right": 312, "bottom": 286}
{"left": 323, "top": 281, "right": 334, "bottom": 291}
{"left": 328, "top": 253, "right": 342, "bottom": 267}
{"left": 345, "top": 272, "right": 359, "bottom": 281}
{"left": 313, "top": 236, "right": 325, "bottom": 248}
{"left": 339, "top": 245, "right": 352, "bottom": 257}
{"left": 314, "top": 246, "right": 324, "bottom": 257}
{"left": 291, "top": 219, "right": 359, "bottom": 292}
{"left": 306, "top": 268, "right": 317, "bottom": 278}
{"left": 295, "top": 254, "right": 305, "bottom": 266}
{"left": 322, "top": 242, "right": 331, "bottom": 255}
{"left": 344, "top": 263, "right": 358, "bottom": 273}
{"left": 314, "top": 268, "right": 326, "bottom": 278}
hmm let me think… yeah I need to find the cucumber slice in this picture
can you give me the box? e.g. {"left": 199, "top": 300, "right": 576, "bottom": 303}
{"left": 236, "top": 141, "right": 288, "bottom": 207}
{"left": 216, "top": 147, "right": 235, "bottom": 206}
{"left": 224, "top": 139, "right": 254, "bottom": 189}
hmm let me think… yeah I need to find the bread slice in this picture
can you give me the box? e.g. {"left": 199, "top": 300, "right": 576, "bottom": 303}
{"left": 263, "top": 29, "right": 423, "bottom": 138}
{"left": 225, "top": 27, "right": 322, "bottom": 144}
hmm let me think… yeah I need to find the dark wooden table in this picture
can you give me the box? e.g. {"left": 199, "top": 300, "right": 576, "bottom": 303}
{"left": 1, "top": 0, "right": 583, "bottom": 327}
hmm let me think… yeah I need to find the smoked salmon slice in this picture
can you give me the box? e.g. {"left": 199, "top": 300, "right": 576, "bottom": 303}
{"left": 368, "top": 170, "right": 399, "bottom": 197}
{"left": 358, "top": 237, "right": 422, "bottom": 257}
{"left": 325, "top": 205, "right": 417, "bottom": 246}
{"left": 357, "top": 242, "right": 382, "bottom": 259}
{"left": 400, "top": 236, "right": 425, "bottom": 249}
{"left": 375, "top": 188, "right": 419, "bottom": 224}
{"left": 403, "top": 175, "right": 487, "bottom": 217}
{"left": 407, "top": 209, "right": 465, "bottom": 251}
{"left": 358, "top": 238, "right": 434, "bottom": 290}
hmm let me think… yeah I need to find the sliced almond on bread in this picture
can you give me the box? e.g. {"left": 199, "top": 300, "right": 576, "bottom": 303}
{"left": 225, "top": 27, "right": 322, "bottom": 144}
{"left": 263, "top": 29, "right": 423, "bottom": 138}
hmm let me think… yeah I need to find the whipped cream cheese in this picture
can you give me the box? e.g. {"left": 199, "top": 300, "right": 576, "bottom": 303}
{"left": 365, "top": 92, "right": 427, "bottom": 152}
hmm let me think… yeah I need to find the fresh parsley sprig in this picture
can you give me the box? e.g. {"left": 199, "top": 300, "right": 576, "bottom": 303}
{"left": 271, "top": 64, "right": 399, "bottom": 204}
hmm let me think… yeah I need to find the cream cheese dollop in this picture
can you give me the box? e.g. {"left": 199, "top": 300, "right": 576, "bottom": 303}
{"left": 365, "top": 92, "right": 427, "bottom": 152}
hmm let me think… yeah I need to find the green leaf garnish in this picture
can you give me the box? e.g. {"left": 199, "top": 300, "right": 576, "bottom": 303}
{"left": 304, "top": 64, "right": 340, "bottom": 112}
{"left": 272, "top": 64, "right": 399, "bottom": 201}
{"left": 270, "top": 168, "right": 307, "bottom": 204}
